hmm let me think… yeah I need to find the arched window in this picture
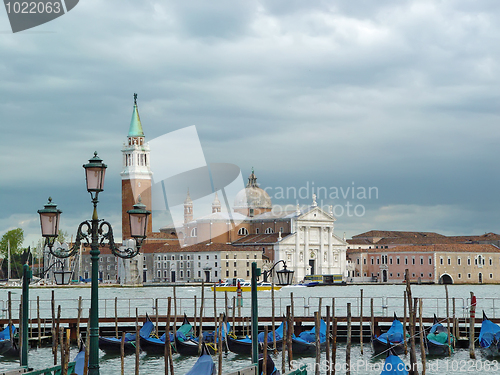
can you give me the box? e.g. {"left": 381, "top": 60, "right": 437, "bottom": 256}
{"left": 265, "top": 228, "right": 274, "bottom": 234}
{"left": 238, "top": 227, "right": 249, "bottom": 236}
{"left": 191, "top": 228, "right": 197, "bottom": 237}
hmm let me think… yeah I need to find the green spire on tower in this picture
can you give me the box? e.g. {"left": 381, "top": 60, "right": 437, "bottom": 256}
{"left": 128, "top": 93, "right": 144, "bottom": 137}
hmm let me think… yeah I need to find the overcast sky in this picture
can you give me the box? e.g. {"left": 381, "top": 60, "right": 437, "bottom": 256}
{"left": 1, "top": 0, "right": 499, "bottom": 248}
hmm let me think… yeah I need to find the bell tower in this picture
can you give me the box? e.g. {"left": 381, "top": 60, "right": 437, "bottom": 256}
{"left": 121, "top": 94, "right": 153, "bottom": 240}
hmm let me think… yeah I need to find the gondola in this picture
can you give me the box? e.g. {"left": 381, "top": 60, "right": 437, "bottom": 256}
{"left": 0, "top": 325, "right": 19, "bottom": 357}
{"left": 479, "top": 311, "right": 500, "bottom": 357}
{"left": 73, "top": 340, "right": 86, "bottom": 375}
{"left": 185, "top": 343, "right": 215, "bottom": 375}
{"left": 139, "top": 315, "right": 175, "bottom": 354}
{"left": 175, "top": 315, "right": 220, "bottom": 356}
{"left": 425, "top": 314, "right": 453, "bottom": 356}
{"left": 372, "top": 313, "right": 405, "bottom": 356}
{"left": 140, "top": 331, "right": 175, "bottom": 354}
{"left": 228, "top": 321, "right": 285, "bottom": 355}
{"left": 380, "top": 347, "right": 408, "bottom": 375}
{"left": 98, "top": 315, "right": 154, "bottom": 354}
{"left": 259, "top": 354, "right": 280, "bottom": 375}
{"left": 298, "top": 318, "right": 327, "bottom": 347}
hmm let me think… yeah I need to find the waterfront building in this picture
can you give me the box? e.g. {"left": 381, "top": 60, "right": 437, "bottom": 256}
{"left": 347, "top": 243, "right": 500, "bottom": 284}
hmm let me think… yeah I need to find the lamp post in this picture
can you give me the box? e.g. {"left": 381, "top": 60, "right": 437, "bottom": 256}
{"left": 38, "top": 152, "right": 150, "bottom": 375}
{"left": 262, "top": 259, "right": 295, "bottom": 285}
{"left": 251, "top": 260, "right": 294, "bottom": 365}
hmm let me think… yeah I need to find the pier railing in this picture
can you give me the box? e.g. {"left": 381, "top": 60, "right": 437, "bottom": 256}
{"left": 0, "top": 294, "right": 496, "bottom": 323}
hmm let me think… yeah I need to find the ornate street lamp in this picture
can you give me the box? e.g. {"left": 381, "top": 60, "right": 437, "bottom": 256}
{"left": 38, "top": 152, "right": 150, "bottom": 375}
{"left": 262, "top": 259, "right": 294, "bottom": 285}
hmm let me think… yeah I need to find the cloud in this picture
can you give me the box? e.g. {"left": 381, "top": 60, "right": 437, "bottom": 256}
{"left": 1, "top": 0, "right": 499, "bottom": 246}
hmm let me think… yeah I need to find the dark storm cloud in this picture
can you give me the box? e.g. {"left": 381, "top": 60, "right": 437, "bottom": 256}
{"left": 0, "top": 0, "right": 499, "bottom": 245}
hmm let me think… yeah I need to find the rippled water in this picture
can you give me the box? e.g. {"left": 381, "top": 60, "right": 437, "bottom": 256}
{"left": 1, "top": 284, "right": 499, "bottom": 374}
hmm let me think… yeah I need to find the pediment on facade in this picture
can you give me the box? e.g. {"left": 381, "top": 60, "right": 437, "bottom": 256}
{"left": 297, "top": 206, "right": 336, "bottom": 222}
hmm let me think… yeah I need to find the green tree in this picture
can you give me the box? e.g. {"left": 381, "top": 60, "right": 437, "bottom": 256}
{"left": 0, "top": 228, "right": 24, "bottom": 257}
{"left": 0, "top": 228, "right": 26, "bottom": 279}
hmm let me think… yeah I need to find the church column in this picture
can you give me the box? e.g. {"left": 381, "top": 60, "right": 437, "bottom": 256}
{"left": 304, "top": 225, "right": 309, "bottom": 276}
{"left": 295, "top": 225, "right": 300, "bottom": 275}
{"left": 327, "top": 226, "right": 332, "bottom": 274}
{"left": 319, "top": 226, "right": 323, "bottom": 275}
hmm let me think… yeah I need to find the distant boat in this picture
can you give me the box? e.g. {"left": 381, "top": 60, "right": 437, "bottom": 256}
{"left": 479, "top": 311, "right": 500, "bottom": 357}
{"left": 211, "top": 280, "right": 281, "bottom": 292}
{"left": 372, "top": 313, "right": 406, "bottom": 356}
{"left": 425, "top": 314, "right": 453, "bottom": 356}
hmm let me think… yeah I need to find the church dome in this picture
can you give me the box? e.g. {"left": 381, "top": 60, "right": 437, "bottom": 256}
{"left": 233, "top": 169, "right": 272, "bottom": 210}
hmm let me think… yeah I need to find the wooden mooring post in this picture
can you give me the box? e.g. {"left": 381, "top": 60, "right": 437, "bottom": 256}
{"left": 360, "top": 289, "right": 364, "bottom": 354}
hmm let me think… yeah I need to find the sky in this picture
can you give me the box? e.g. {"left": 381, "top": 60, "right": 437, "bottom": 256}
{"left": 1, "top": 0, "right": 499, "bottom": 249}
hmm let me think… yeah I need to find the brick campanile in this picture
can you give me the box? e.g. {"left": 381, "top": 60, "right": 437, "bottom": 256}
{"left": 121, "top": 94, "right": 153, "bottom": 240}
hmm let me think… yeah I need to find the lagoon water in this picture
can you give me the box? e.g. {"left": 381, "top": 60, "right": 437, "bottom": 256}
{"left": 1, "top": 284, "right": 499, "bottom": 374}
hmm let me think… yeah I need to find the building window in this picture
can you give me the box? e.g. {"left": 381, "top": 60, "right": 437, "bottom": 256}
{"left": 389, "top": 257, "right": 393, "bottom": 265}
{"left": 489, "top": 258, "right": 493, "bottom": 266}
{"left": 265, "top": 228, "right": 274, "bottom": 234}
{"left": 371, "top": 257, "right": 374, "bottom": 265}
{"left": 405, "top": 257, "right": 408, "bottom": 265}
{"left": 191, "top": 228, "right": 197, "bottom": 237}
{"left": 412, "top": 273, "right": 415, "bottom": 277}
{"left": 164, "top": 270, "right": 168, "bottom": 278}
{"left": 234, "top": 270, "right": 237, "bottom": 277}
{"left": 171, "top": 256, "right": 175, "bottom": 260}
{"left": 428, "top": 257, "right": 432, "bottom": 265}
{"left": 157, "top": 255, "right": 161, "bottom": 260}
{"left": 363, "top": 258, "right": 367, "bottom": 265}
{"left": 247, "top": 270, "right": 250, "bottom": 277}
{"left": 280, "top": 227, "right": 284, "bottom": 233}
{"left": 467, "top": 258, "right": 471, "bottom": 265}
{"left": 457, "top": 257, "right": 461, "bottom": 265}
{"left": 198, "top": 256, "right": 201, "bottom": 260}
{"left": 390, "top": 273, "right": 393, "bottom": 277}
{"left": 440, "top": 257, "right": 443, "bottom": 265}
{"left": 490, "top": 273, "right": 493, "bottom": 279}
{"left": 238, "top": 227, "right": 249, "bottom": 236}
{"left": 215, "top": 262, "right": 217, "bottom": 267}
{"left": 255, "top": 228, "right": 259, "bottom": 234}
{"left": 234, "top": 262, "right": 237, "bottom": 267}
{"left": 412, "top": 257, "right": 415, "bottom": 265}
{"left": 198, "top": 271, "right": 201, "bottom": 277}
{"left": 357, "top": 259, "right": 360, "bottom": 265}
{"left": 215, "top": 271, "right": 218, "bottom": 277}
{"left": 396, "top": 257, "right": 400, "bottom": 265}
{"left": 180, "top": 271, "right": 183, "bottom": 278}
{"left": 420, "top": 257, "right": 423, "bottom": 265}
{"left": 180, "top": 255, "right": 183, "bottom": 260}
{"left": 429, "top": 273, "right": 432, "bottom": 277}
{"left": 376, "top": 258, "right": 380, "bottom": 265}
{"left": 397, "top": 273, "right": 400, "bottom": 277}
{"left": 458, "top": 273, "right": 461, "bottom": 279}
{"left": 467, "top": 273, "right": 471, "bottom": 279}
{"left": 207, "top": 255, "right": 210, "bottom": 260}
{"left": 215, "top": 255, "right": 217, "bottom": 259}
{"left": 226, "top": 262, "right": 229, "bottom": 267}
{"left": 187, "top": 271, "right": 190, "bottom": 278}
{"left": 447, "top": 258, "right": 451, "bottom": 265}
{"left": 226, "top": 270, "right": 229, "bottom": 277}
{"left": 420, "top": 273, "right": 424, "bottom": 277}
{"left": 157, "top": 270, "right": 161, "bottom": 278}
